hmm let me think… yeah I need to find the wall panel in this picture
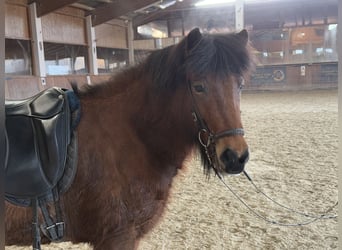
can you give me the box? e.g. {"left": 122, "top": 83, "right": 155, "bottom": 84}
{"left": 133, "top": 39, "right": 155, "bottom": 50}
{"left": 5, "top": 76, "right": 41, "bottom": 99}
{"left": 246, "top": 64, "right": 337, "bottom": 91}
{"left": 161, "top": 37, "right": 175, "bottom": 48}
{"left": 5, "top": 3, "right": 29, "bottom": 39}
{"left": 95, "top": 23, "right": 127, "bottom": 49}
{"left": 41, "top": 8, "right": 86, "bottom": 44}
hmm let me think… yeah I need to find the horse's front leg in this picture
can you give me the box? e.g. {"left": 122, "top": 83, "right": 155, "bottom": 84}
{"left": 93, "top": 230, "right": 139, "bottom": 250}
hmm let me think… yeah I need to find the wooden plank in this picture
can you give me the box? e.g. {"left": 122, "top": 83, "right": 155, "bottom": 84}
{"left": 89, "top": 0, "right": 159, "bottom": 26}
{"left": 30, "top": 0, "right": 79, "bottom": 17}
{"left": 133, "top": 11, "right": 185, "bottom": 29}
{"left": 5, "top": 3, "right": 30, "bottom": 39}
{"left": 95, "top": 23, "right": 127, "bottom": 48}
{"left": 86, "top": 16, "right": 98, "bottom": 75}
{"left": 235, "top": 0, "right": 244, "bottom": 31}
{"left": 127, "top": 20, "right": 134, "bottom": 65}
{"left": 133, "top": 39, "right": 155, "bottom": 50}
{"left": 28, "top": 3, "right": 46, "bottom": 78}
{"left": 5, "top": 76, "right": 41, "bottom": 99}
{"left": 41, "top": 12, "right": 86, "bottom": 44}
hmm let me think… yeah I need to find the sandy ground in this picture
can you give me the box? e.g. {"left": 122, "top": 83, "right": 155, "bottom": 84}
{"left": 6, "top": 89, "right": 338, "bottom": 250}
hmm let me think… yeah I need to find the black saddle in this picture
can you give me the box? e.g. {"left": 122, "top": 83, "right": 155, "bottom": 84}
{"left": 5, "top": 87, "right": 80, "bottom": 249}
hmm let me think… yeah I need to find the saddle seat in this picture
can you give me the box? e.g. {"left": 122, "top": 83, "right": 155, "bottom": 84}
{"left": 5, "top": 88, "right": 66, "bottom": 117}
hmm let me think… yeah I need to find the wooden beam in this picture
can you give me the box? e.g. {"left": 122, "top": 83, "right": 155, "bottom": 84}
{"left": 235, "top": 0, "right": 244, "bottom": 31}
{"left": 89, "top": 0, "right": 159, "bottom": 26}
{"left": 86, "top": 16, "right": 98, "bottom": 75}
{"left": 29, "top": 0, "right": 79, "bottom": 17}
{"left": 127, "top": 20, "right": 135, "bottom": 65}
{"left": 133, "top": 11, "right": 180, "bottom": 27}
{"left": 28, "top": 3, "right": 46, "bottom": 81}
{"left": 132, "top": 0, "right": 193, "bottom": 27}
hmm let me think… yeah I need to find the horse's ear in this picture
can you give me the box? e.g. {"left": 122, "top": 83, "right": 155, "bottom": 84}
{"left": 237, "top": 29, "right": 248, "bottom": 46}
{"left": 186, "top": 28, "right": 202, "bottom": 51}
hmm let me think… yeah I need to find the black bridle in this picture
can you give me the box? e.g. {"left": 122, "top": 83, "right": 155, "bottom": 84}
{"left": 187, "top": 79, "right": 245, "bottom": 175}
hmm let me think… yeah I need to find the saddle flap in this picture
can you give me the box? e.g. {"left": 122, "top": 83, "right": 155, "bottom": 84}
{"left": 5, "top": 87, "right": 71, "bottom": 201}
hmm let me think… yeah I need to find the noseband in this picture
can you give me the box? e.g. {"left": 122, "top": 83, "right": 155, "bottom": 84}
{"left": 188, "top": 80, "right": 245, "bottom": 174}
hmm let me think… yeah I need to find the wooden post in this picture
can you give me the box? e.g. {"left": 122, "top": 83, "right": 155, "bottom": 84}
{"left": 127, "top": 20, "right": 135, "bottom": 65}
{"left": 86, "top": 15, "right": 98, "bottom": 75}
{"left": 28, "top": 2, "right": 46, "bottom": 84}
{"left": 235, "top": 0, "right": 244, "bottom": 31}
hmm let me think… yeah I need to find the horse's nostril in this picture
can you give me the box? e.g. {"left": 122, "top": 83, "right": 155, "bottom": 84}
{"left": 239, "top": 149, "right": 249, "bottom": 164}
{"left": 220, "top": 148, "right": 236, "bottom": 165}
{"left": 220, "top": 148, "right": 248, "bottom": 174}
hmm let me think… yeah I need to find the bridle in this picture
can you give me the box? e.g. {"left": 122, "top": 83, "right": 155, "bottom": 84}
{"left": 187, "top": 78, "right": 245, "bottom": 175}
{"left": 187, "top": 79, "right": 338, "bottom": 226}
{"left": 185, "top": 74, "right": 338, "bottom": 227}
{"left": 184, "top": 69, "right": 338, "bottom": 227}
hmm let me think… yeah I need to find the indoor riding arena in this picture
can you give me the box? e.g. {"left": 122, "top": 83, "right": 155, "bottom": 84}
{"left": 4, "top": 0, "right": 338, "bottom": 250}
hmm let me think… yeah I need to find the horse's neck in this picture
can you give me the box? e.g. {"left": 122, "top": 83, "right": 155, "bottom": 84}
{"left": 78, "top": 75, "right": 195, "bottom": 173}
{"left": 132, "top": 85, "right": 195, "bottom": 167}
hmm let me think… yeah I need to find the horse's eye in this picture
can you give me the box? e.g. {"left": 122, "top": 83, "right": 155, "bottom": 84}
{"left": 193, "top": 81, "right": 206, "bottom": 93}
{"left": 194, "top": 85, "right": 205, "bottom": 93}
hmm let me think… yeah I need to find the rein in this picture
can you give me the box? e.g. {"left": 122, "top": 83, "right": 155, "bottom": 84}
{"left": 217, "top": 170, "right": 338, "bottom": 226}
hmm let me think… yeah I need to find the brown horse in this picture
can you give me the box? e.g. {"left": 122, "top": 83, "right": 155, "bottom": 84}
{"left": 5, "top": 28, "right": 253, "bottom": 249}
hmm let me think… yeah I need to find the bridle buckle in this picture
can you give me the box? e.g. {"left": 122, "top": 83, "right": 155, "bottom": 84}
{"left": 198, "top": 129, "right": 214, "bottom": 148}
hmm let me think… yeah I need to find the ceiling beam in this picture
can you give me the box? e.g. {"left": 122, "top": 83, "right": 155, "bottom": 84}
{"left": 29, "top": 0, "right": 79, "bottom": 17}
{"left": 132, "top": 0, "right": 208, "bottom": 27}
{"left": 88, "top": 0, "right": 160, "bottom": 26}
{"left": 133, "top": 11, "right": 182, "bottom": 27}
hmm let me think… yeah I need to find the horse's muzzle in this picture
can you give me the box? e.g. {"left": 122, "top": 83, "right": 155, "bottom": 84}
{"left": 220, "top": 148, "right": 249, "bottom": 174}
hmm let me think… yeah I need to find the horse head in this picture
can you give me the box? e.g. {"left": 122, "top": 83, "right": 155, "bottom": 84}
{"left": 183, "top": 28, "right": 252, "bottom": 176}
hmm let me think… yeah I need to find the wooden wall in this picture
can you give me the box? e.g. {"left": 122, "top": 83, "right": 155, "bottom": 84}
{"left": 5, "top": 2, "right": 128, "bottom": 99}
{"left": 4, "top": 2, "right": 128, "bottom": 46}
{"left": 246, "top": 63, "right": 338, "bottom": 91}
{"left": 41, "top": 7, "right": 86, "bottom": 44}
{"left": 5, "top": 76, "right": 41, "bottom": 99}
{"left": 5, "top": 75, "right": 113, "bottom": 99}
{"left": 5, "top": 1, "right": 29, "bottom": 39}
{"left": 133, "top": 37, "right": 177, "bottom": 50}
{"left": 133, "top": 39, "right": 155, "bottom": 50}
{"left": 95, "top": 20, "right": 128, "bottom": 49}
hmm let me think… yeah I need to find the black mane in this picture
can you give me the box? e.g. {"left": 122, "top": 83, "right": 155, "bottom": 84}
{"left": 142, "top": 31, "right": 252, "bottom": 90}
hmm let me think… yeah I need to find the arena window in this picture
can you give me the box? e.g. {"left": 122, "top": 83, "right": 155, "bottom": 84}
{"left": 5, "top": 38, "right": 32, "bottom": 75}
{"left": 96, "top": 47, "right": 128, "bottom": 74}
{"left": 250, "top": 24, "right": 337, "bottom": 66}
{"left": 137, "top": 21, "right": 168, "bottom": 39}
{"left": 44, "top": 43, "right": 88, "bottom": 75}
